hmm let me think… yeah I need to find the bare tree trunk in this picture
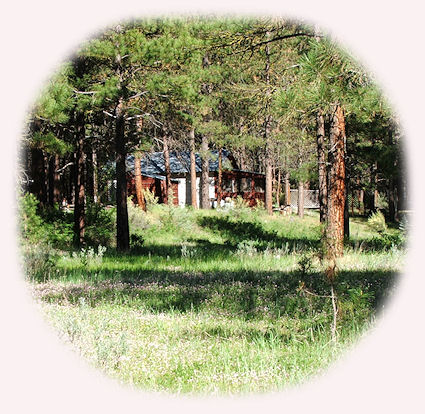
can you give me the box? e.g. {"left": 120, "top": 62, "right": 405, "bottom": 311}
{"left": 217, "top": 147, "right": 223, "bottom": 205}
{"left": 92, "top": 150, "right": 99, "bottom": 204}
{"left": 317, "top": 110, "right": 328, "bottom": 223}
{"left": 115, "top": 98, "right": 130, "bottom": 251}
{"left": 344, "top": 177, "right": 350, "bottom": 238}
{"left": 265, "top": 143, "right": 273, "bottom": 215}
{"left": 371, "top": 161, "right": 378, "bottom": 212}
{"left": 29, "top": 148, "right": 47, "bottom": 205}
{"left": 48, "top": 155, "right": 60, "bottom": 206}
{"left": 163, "top": 132, "right": 172, "bottom": 205}
{"left": 284, "top": 171, "right": 291, "bottom": 207}
{"left": 276, "top": 168, "right": 281, "bottom": 206}
{"left": 69, "top": 161, "right": 75, "bottom": 205}
{"left": 264, "top": 32, "right": 273, "bottom": 216}
{"left": 134, "top": 152, "right": 146, "bottom": 210}
{"left": 388, "top": 177, "right": 397, "bottom": 222}
{"left": 326, "top": 104, "right": 346, "bottom": 259}
{"left": 189, "top": 127, "right": 197, "bottom": 208}
{"left": 298, "top": 180, "right": 304, "bottom": 219}
{"left": 54, "top": 155, "right": 61, "bottom": 204}
{"left": 200, "top": 135, "right": 210, "bottom": 209}
{"left": 73, "top": 112, "right": 86, "bottom": 247}
{"left": 359, "top": 188, "right": 365, "bottom": 215}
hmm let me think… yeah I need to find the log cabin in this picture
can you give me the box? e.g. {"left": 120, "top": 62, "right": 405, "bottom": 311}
{"left": 126, "top": 150, "right": 266, "bottom": 208}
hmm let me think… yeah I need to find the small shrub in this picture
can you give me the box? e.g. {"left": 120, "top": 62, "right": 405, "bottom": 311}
{"left": 128, "top": 198, "right": 150, "bottom": 231}
{"left": 234, "top": 196, "right": 249, "bottom": 210}
{"left": 367, "top": 210, "right": 387, "bottom": 234}
{"left": 22, "top": 244, "right": 57, "bottom": 281}
{"left": 130, "top": 233, "right": 145, "bottom": 250}
{"left": 297, "top": 253, "right": 313, "bottom": 274}
{"left": 236, "top": 239, "right": 258, "bottom": 256}
{"left": 85, "top": 203, "right": 115, "bottom": 247}
{"left": 18, "top": 193, "right": 47, "bottom": 244}
{"left": 72, "top": 245, "right": 106, "bottom": 266}
{"left": 143, "top": 188, "right": 158, "bottom": 210}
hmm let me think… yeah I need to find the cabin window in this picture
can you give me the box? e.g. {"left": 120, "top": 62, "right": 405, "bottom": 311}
{"left": 240, "top": 177, "right": 252, "bottom": 192}
{"left": 223, "top": 178, "right": 234, "bottom": 192}
{"left": 254, "top": 178, "right": 265, "bottom": 192}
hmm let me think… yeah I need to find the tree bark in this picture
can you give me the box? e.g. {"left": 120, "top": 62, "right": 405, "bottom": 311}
{"left": 326, "top": 104, "right": 346, "bottom": 259}
{"left": 284, "top": 171, "right": 291, "bottom": 207}
{"left": 48, "top": 155, "right": 60, "bottom": 206}
{"left": 358, "top": 188, "right": 365, "bottom": 216}
{"left": 344, "top": 177, "right": 350, "bottom": 238}
{"left": 200, "top": 135, "right": 210, "bottom": 209}
{"left": 316, "top": 110, "right": 328, "bottom": 223}
{"left": 264, "top": 32, "right": 273, "bottom": 216}
{"left": 115, "top": 98, "right": 130, "bottom": 251}
{"left": 371, "top": 161, "right": 378, "bottom": 212}
{"left": 189, "top": 127, "right": 197, "bottom": 208}
{"left": 297, "top": 180, "right": 304, "bottom": 219}
{"left": 73, "top": 112, "right": 86, "bottom": 247}
{"left": 163, "top": 132, "right": 172, "bottom": 205}
{"left": 92, "top": 150, "right": 99, "bottom": 204}
{"left": 276, "top": 168, "right": 281, "bottom": 206}
{"left": 265, "top": 141, "right": 273, "bottom": 215}
{"left": 388, "top": 177, "right": 397, "bottom": 222}
{"left": 134, "top": 152, "right": 146, "bottom": 210}
{"left": 29, "top": 148, "right": 47, "bottom": 205}
{"left": 217, "top": 147, "right": 223, "bottom": 205}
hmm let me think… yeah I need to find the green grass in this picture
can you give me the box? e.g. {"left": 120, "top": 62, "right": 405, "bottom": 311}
{"left": 25, "top": 206, "right": 405, "bottom": 395}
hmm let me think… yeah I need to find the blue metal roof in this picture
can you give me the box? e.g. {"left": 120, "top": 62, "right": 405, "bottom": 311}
{"left": 126, "top": 150, "right": 234, "bottom": 176}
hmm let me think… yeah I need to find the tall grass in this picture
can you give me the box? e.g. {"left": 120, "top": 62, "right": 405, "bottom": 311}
{"left": 24, "top": 203, "right": 405, "bottom": 394}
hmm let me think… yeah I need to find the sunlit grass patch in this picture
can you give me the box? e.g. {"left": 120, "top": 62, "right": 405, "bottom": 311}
{"left": 26, "top": 207, "right": 405, "bottom": 394}
{"left": 38, "top": 299, "right": 365, "bottom": 395}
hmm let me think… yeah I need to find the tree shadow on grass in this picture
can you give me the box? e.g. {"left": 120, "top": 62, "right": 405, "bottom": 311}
{"left": 37, "top": 266, "right": 398, "bottom": 321}
{"left": 197, "top": 214, "right": 404, "bottom": 253}
{"left": 121, "top": 241, "right": 234, "bottom": 260}
{"left": 197, "top": 215, "right": 320, "bottom": 252}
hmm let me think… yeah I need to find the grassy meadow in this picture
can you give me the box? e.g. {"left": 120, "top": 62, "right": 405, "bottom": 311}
{"left": 23, "top": 199, "right": 405, "bottom": 395}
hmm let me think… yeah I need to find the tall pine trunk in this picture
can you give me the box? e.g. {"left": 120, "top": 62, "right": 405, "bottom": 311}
{"left": 326, "top": 104, "right": 346, "bottom": 259}
{"left": 316, "top": 110, "right": 328, "bottom": 223}
{"left": 276, "top": 168, "right": 281, "bottom": 206}
{"left": 115, "top": 98, "right": 130, "bottom": 251}
{"left": 163, "top": 133, "right": 172, "bottom": 205}
{"left": 30, "top": 148, "right": 47, "bottom": 205}
{"left": 217, "top": 147, "right": 223, "bottom": 205}
{"left": 371, "top": 161, "right": 378, "bottom": 213}
{"left": 344, "top": 176, "right": 350, "bottom": 238}
{"left": 73, "top": 112, "right": 86, "bottom": 247}
{"left": 200, "top": 135, "right": 210, "bottom": 209}
{"left": 264, "top": 32, "right": 273, "bottom": 216}
{"left": 92, "top": 150, "right": 99, "bottom": 204}
{"left": 297, "top": 181, "right": 304, "bottom": 218}
{"left": 265, "top": 140, "right": 273, "bottom": 215}
{"left": 189, "top": 127, "right": 197, "bottom": 208}
{"left": 388, "top": 177, "right": 397, "bottom": 222}
{"left": 284, "top": 171, "right": 291, "bottom": 207}
{"left": 134, "top": 152, "right": 146, "bottom": 210}
{"left": 48, "top": 155, "right": 60, "bottom": 206}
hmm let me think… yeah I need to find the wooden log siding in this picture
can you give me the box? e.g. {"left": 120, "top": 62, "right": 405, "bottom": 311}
{"left": 218, "top": 170, "right": 265, "bottom": 207}
{"left": 126, "top": 173, "right": 179, "bottom": 206}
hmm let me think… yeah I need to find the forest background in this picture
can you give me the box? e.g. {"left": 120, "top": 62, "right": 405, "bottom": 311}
{"left": 2, "top": 1, "right": 424, "bottom": 414}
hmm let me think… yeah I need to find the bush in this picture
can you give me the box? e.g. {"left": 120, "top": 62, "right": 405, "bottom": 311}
{"left": 85, "top": 202, "right": 115, "bottom": 247}
{"left": 72, "top": 245, "right": 107, "bottom": 266}
{"left": 142, "top": 188, "right": 158, "bottom": 210}
{"left": 22, "top": 243, "right": 58, "bottom": 281}
{"left": 130, "top": 233, "right": 145, "bottom": 250}
{"left": 127, "top": 198, "right": 150, "bottom": 231}
{"left": 367, "top": 210, "right": 387, "bottom": 234}
{"left": 19, "top": 193, "right": 47, "bottom": 244}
